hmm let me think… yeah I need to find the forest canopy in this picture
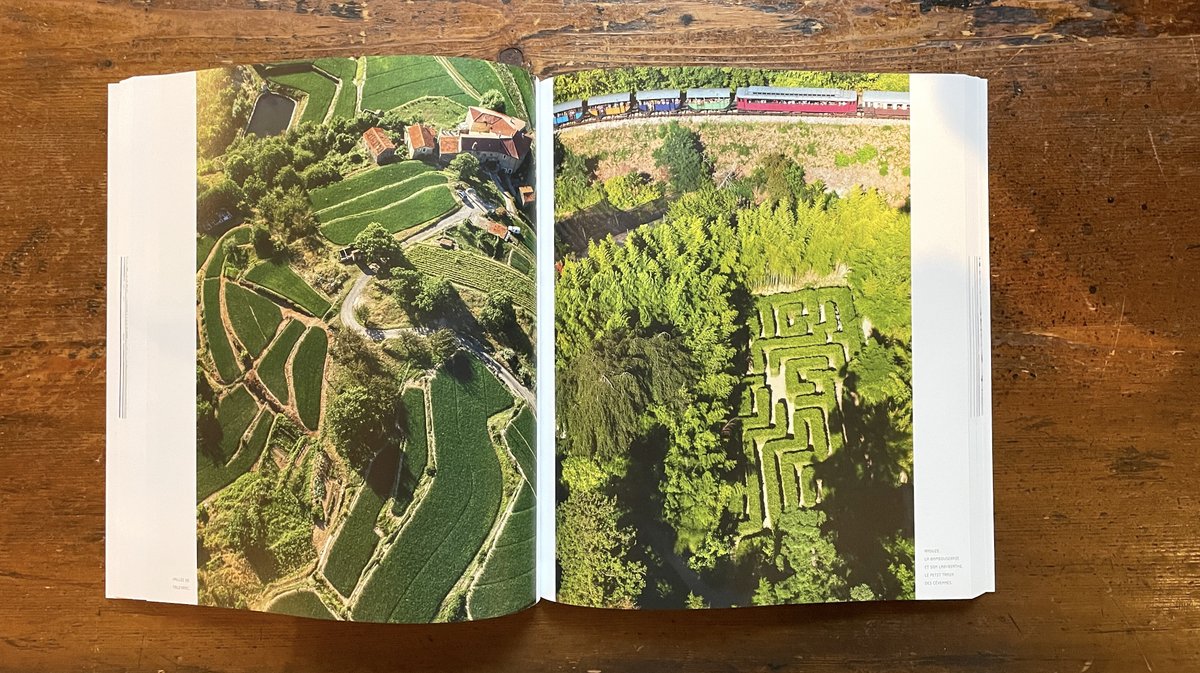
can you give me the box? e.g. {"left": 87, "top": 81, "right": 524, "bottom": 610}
{"left": 554, "top": 67, "right": 910, "bottom": 103}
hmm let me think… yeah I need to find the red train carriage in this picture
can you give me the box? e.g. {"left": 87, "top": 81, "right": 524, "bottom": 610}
{"left": 861, "top": 90, "right": 911, "bottom": 118}
{"left": 734, "top": 86, "right": 858, "bottom": 115}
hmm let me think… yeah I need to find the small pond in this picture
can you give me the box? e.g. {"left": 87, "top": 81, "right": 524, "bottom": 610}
{"left": 245, "top": 92, "right": 295, "bottom": 137}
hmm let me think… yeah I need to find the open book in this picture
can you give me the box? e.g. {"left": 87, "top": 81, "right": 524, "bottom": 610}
{"left": 106, "top": 55, "right": 993, "bottom": 622}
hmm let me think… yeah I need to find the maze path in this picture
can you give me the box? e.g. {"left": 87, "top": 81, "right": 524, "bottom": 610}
{"left": 735, "top": 288, "right": 862, "bottom": 534}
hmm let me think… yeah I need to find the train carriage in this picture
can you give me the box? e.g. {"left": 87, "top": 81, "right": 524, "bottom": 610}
{"left": 586, "top": 92, "right": 633, "bottom": 119}
{"left": 685, "top": 87, "right": 732, "bottom": 112}
{"left": 635, "top": 89, "right": 682, "bottom": 114}
{"left": 554, "top": 100, "right": 585, "bottom": 126}
{"left": 861, "top": 90, "right": 911, "bottom": 118}
{"left": 735, "top": 86, "right": 858, "bottom": 115}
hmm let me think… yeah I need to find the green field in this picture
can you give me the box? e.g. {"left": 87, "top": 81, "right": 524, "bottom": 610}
{"left": 320, "top": 185, "right": 458, "bottom": 245}
{"left": 267, "top": 590, "right": 336, "bottom": 619}
{"left": 197, "top": 234, "right": 217, "bottom": 271}
{"left": 392, "top": 96, "right": 468, "bottom": 130}
{"left": 466, "top": 483, "right": 535, "bottom": 619}
{"left": 505, "top": 405, "right": 535, "bottom": 489}
{"left": 394, "top": 387, "right": 430, "bottom": 517}
{"left": 361, "top": 56, "right": 473, "bottom": 111}
{"left": 445, "top": 58, "right": 516, "bottom": 115}
{"left": 351, "top": 354, "right": 512, "bottom": 623}
{"left": 257, "top": 320, "right": 306, "bottom": 403}
{"left": 245, "top": 260, "right": 332, "bottom": 317}
{"left": 315, "top": 57, "right": 359, "bottom": 119}
{"left": 292, "top": 327, "right": 328, "bottom": 430}
{"left": 198, "top": 410, "right": 273, "bottom": 502}
{"left": 405, "top": 244, "right": 536, "bottom": 312}
{"left": 323, "top": 441, "right": 400, "bottom": 597}
{"left": 224, "top": 283, "right": 283, "bottom": 359}
{"left": 310, "top": 161, "right": 438, "bottom": 211}
{"left": 268, "top": 70, "right": 337, "bottom": 126}
{"left": 317, "top": 173, "right": 448, "bottom": 224}
{"left": 201, "top": 278, "right": 240, "bottom": 383}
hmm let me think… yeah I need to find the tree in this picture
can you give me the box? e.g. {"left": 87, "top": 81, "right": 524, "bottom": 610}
{"left": 556, "top": 491, "right": 646, "bottom": 608}
{"left": 252, "top": 225, "right": 283, "bottom": 260}
{"left": 602, "top": 172, "right": 662, "bottom": 210}
{"left": 427, "top": 328, "right": 459, "bottom": 365}
{"left": 353, "top": 222, "right": 404, "bottom": 267}
{"left": 652, "top": 121, "right": 711, "bottom": 193}
{"left": 198, "top": 177, "right": 244, "bottom": 226}
{"left": 223, "top": 240, "right": 249, "bottom": 270}
{"left": 325, "top": 382, "right": 401, "bottom": 469}
{"left": 753, "top": 509, "right": 849, "bottom": 605}
{"left": 414, "top": 276, "right": 454, "bottom": 317}
{"left": 383, "top": 269, "right": 423, "bottom": 311}
{"left": 258, "top": 187, "right": 316, "bottom": 241}
{"left": 478, "top": 291, "right": 517, "bottom": 334}
{"left": 302, "top": 161, "right": 340, "bottom": 190}
{"left": 478, "top": 89, "right": 506, "bottom": 113}
{"left": 448, "top": 153, "right": 480, "bottom": 182}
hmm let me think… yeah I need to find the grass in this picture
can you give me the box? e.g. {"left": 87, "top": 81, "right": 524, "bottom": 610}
{"left": 310, "top": 161, "right": 438, "bottom": 211}
{"left": 319, "top": 185, "right": 458, "bottom": 245}
{"left": 351, "top": 354, "right": 512, "bottom": 623}
{"left": 504, "top": 405, "right": 535, "bottom": 489}
{"left": 245, "top": 260, "right": 332, "bottom": 317}
{"left": 268, "top": 70, "right": 337, "bottom": 126}
{"left": 197, "top": 234, "right": 217, "bottom": 271}
{"left": 323, "top": 441, "right": 401, "bottom": 597}
{"left": 392, "top": 96, "right": 469, "bottom": 130}
{"left": 445, "top": 58, "right": 516, "bottom": 113}
{"left": 224, "top": 283, "right": 283, "bottom": 359}
{"left": 467, "top": 483, "right": 535, "bottom": 619}
{"left": 315, "top": 57, "right": 359, "bottom": 119}
{"left": 394, "top": 387, "right": 430, "bottom": 516}
{"left": 362, "top": 56, "right": 473, "bottom": 111}
{"left": 405, "top": 244, "right": 536, "bottom": 312}
{"left": 257, "top": 320, "right": 306, "bottom": 404}
{"left": 267, "top": 590, "right": 336, "bottom": 619}
{"left": 201, "top": 278, "right": 239, "bottom": 383}
{"left": 316, "top": 172, "right": 447, "bottom": 223}
{"left": 197, "top": 409, "right": 273, "bottom": 502}
{"left": 292, "top": 327, "right": 328, "bottom": 430}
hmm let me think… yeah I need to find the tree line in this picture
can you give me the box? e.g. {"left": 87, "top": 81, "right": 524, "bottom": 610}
{"left": 554, "top": 67, "right": 910, "bottom": 103}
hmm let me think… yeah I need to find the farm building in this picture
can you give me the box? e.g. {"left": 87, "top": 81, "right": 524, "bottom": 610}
{"left": 438, "top": 133, "right": 461, "bottom": 159}
{"left": 466, "top": 107, "right": 527, "bottom": 136}
{"left": 443, "top": 106, "right": 534, "bottom": 173}
{"left": 483, "top": 220, "right": 511, "bottom": 242}
{"left": 458, "top": 135, "right": 531, "bottom": 173}
{"left": 405, "top": 123, "right": 437, "bottom": 158}
{"left": 362, "top": 127, "right": 397, "bottom": 164}
{"left": 518, "top": 185, "right": 535, "bottom": 206}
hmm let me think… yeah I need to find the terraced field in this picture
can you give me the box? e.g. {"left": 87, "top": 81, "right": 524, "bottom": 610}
{"left": 257, "top": 320, "right": 306, "bottom": 403}
{"left": 361, "top": 56, "right": 473, "bottom": 111}
{"left": 405, "top": 244, "right": 536, "bottom": 312}
{"left": 315, "top": 57, "right": 359, "bottom": 119}
{"left": 393, "top": 387, "right": 430, "bottom": 517}
{"left": 466, "top": 483, "right": 535, "bottom": 619}
{"left": 292, "top": 327, "right": 328, "bottom": 430}
{"left": 351, "top": 354, "right": 511, "bottom": 623}
{"left": 197, "top": 390, "right": 272, "bottom": 502}
{"left": 505, "top": 405, "right": 535, "bottom": 488}
{"left": 733, "top": 287, "right": 865, "bottom": 534}
{"left": 323, "top": 441, "right": 401, "bottom": 597}
{"left": 267, "top": 590, "right": 337, "bottom": 619}
{"left": 268, "top": 70, "right": 337, "bottom": 126}
{"left": 319, "top": 185, "right": 457, "bottom": 245}
{"left": 310, "top": 161, "right": 437, "bottom": 210}
{"left": 225, "top": 283, "right": 283, "bottom": 359}
{"left": 245, "top": 260, "right": 332, "bottom": 317}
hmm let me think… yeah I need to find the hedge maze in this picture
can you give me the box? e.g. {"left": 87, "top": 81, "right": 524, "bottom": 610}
{"left": 733, "top": 287, "right": 864, "bottom": 533}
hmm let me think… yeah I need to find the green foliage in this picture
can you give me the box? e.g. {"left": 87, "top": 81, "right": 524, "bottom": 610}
{"left": 292, "top": 327, "right": 328, "bottom": 430}
{"left": 557, "top": 490, "right": 646, "bottom": 608}
{"left": 504, "top": 405, "right": 536, "bottom": 489}
{"left": 478, "top": 291, "right": 517, "bottom": 335}
{"left": 198, "top": 177, "right": 245, "bottom": 227}
{"left": 478, "top": 89, "right": 505, "bottom": 112}
{"left": 201, "top": 278, "right": 240, "bottom": 383}
{"left": 198, "top": 66, "right": 254, "bottom": 160}
{"left": 414, "top": 276, "right": 455, "bottom": 318}
{"left": 467, "top": 484, "right": 536, "bottom": 619}
{"left": 197, "top": 234, "right": 218, "bottom": 270}
{"left": 200, "top": 469, "right": 316, "bottom": 581}
{"left": 267, "top": 590, "right": 336, "bottom": 619}
{"left": 224, "top": 283, "right": 283, "bottom": 359}
{"left": 448, "top": 153, "right": 480, "bottom": 182}
{"left": 553, "top": 67, "right": 909, "bottom": 103}
{"left": 351, "top": 354, "right": 511, "bottom": 623}
{"left": 652, "top": 122, "right": 712, "bottom": 193}
{"left": 753, "top": 508, "right": 848, "bottom": 605}
{"left": 323, "top": 439, "right": 402, "bottom": 596}
{"left": 352, "top": 222, "right": 406, "bottom": 268}
{"left": 258, "top": 186, "right": 318, "bottom": 242}
{"left": 319, "top": 185, "right": 458, "bottom": 245}
{"left": 197, "top": 410, "right": 273, "bottom": 502}
{"left": 406, "top": 244, "right": 536, "bottom": 313}
{"left": 553, "top": 142, "right": 602, "bottom": 216}
{"left": 602, "top": 172, "right": 662, "bottom": 210}
{"left": 257, "top": 320, "right": 306, "bottom": 403}
{"left": 245, "top": 260, "right": 331, "bottom": 317}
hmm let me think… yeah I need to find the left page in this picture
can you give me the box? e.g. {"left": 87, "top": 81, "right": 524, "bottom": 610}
{"left": 108, "top": 55, "right": 538, "bottom": 622}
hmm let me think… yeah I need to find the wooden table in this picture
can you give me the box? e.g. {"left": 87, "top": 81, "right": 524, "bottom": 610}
{"left": 2, "top": 0, "right": 1199, "bottom": 670}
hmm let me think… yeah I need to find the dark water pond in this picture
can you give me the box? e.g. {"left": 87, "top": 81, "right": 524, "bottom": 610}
{"left": 246, "top": 92, "right": 295, "bottom": 137}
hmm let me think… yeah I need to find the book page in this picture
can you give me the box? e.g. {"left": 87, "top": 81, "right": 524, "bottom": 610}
{"left": 548, "top": 68, "right": 988, "bottom": 608}
{"left": 109, "top": 55, "right": 540, "bottom": 622}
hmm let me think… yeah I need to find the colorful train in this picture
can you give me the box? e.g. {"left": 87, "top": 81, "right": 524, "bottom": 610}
{"left": 553, "top": 86, "right": 910, "bottom": 127}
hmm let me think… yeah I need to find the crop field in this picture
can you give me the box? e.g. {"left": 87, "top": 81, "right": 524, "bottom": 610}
{"left": 292, "top": 327, "right": 328, "bottom": 430}
{"left": 323, "top": 441, "right": 401, "bottom": 597}
{"left": 393, "top": 387, "right": 430, "bottom": 517}
{"left": 734, "top": 287, "right": 865, "bottom": 533}
{"left": 201, "top": 279, "right": 240, "bottom": 383}
{"left": 445, "top": 58, "right": 517, "bottom": 115}
{"left": 267, "top": 69, "right": 336, "bottom": 126}
{"left": 197, "top": 234, "right": 217, "bottom": 270}
{"left": 466, "top": 483, "right": 535, "bottom": 619}
{"left": 406, "top": 244, "right": 535, "bottom": 312}
{"left": 267, "top": 590, "right": 336, "bottom": 619}
{"left": 245, "top": 260, "right": 332, "bottom": 317}
{"left": 320, "top": 185, "right": 458, "bottom": 245}
{"left": 504, "top": 405, "right": 535, "bottom": 488}
{"left": 198, "top": 410, "right": 273, "bottom": 502}
{"left": 317, "top": 173, "right": 448, "bottom": 224}
{"left": 351, "top": 354, "right": 512, "bottom": 623}
{"left": 392, "top": 96, "right": 468, "bottom": 130}
{"left": 224, "top": 283, "right": 283, "bottom": 359}
{"left": 361, "top": 56, "right": 473, "bottom": 111}
{"left": 315, "top": 57, "right": 359, "bottom": 119}
{"left": 310, "top": 161, "right": 437, "bottom": 211}
{"left": 257, "top": 320, "right": 306, "bottom": 403}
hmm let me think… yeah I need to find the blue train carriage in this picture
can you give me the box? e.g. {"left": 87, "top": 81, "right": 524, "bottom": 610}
{"left": 860, "top": 90, "right": 911, "bottom": 119}
{"left": 685, "top": 87, "right": 732, "bottom": 112}
{"left": 586, "top": 92, "right": 633, "bottom": 119}
{"left": 635, "top": 89, "right": 682, "bottom": 114}
{"left": 554, "top": 100, "right": 585, "bottom": 127}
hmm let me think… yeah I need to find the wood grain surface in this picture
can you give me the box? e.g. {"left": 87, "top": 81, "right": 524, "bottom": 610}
{"left": 2, "top": 0, "right": 1200, "bottom": 671}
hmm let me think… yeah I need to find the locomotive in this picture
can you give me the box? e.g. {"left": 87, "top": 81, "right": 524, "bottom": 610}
{"left": 553, "top": 86, "right": 910, "bottom": 128}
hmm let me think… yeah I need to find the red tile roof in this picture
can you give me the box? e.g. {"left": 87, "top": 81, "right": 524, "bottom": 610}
{"left": 467, "top": 106, "right": 527, "bottom": 136}
{"left": 459, "top": 134, "right": 531, "bottom": 161}
{"left": 484, "top": 220, "right": 510, "bottom": 239}
{"left": 405, "top": 123, "right": 436, "bottom": 150}
{"left": 362, "top": 127, "right": 396, "bottom": 158}
{"left": 438, "top": 134, "right": 460, "bottom": 155}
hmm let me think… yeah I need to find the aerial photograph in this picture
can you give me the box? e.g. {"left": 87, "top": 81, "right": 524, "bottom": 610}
{"left": 193, "top": 55, "right": 536, "bottom": 622}
{"left": 552, "top": 67, "right": 915, "bottom": 609}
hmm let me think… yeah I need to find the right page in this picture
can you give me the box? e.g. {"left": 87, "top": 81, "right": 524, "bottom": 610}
{"left": 548, "top": 68, "right": 991, "bottom": 608}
